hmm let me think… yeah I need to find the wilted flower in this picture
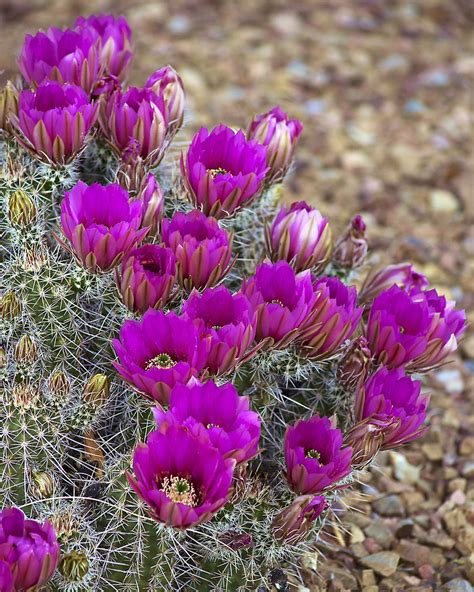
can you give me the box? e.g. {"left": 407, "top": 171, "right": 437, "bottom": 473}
{"left": 99, "top": 86, "right": 167, "bottom": 167}
{"left": 153, "top": 380, "right": 261, "bottom": 464}
{"left": 112, "top": 309, "right": 211, "bottom": 404}
{"left": 182, "top": 286, "right": 256, "bottom": 374}
{"left": 181, "top": 125, "right": 268, "bottom": 219}
{"left": 266, "top": 201, "right": 332, "bottom": 273}
{"left": 272, "top": 495, "right": 327, "bottom": 544}
{"left": 60, "top": 181, "right": 148, "bottom": 273}
{"left": 241, "top": 260, "right": 316, "bottom": 348}
{"left": 118, "top": 244, "right": 176, "bottom": 313}
{"left": 127, "top": 425, "right": 235, "bottom": 529}
{"left": 0, "top": 507, "right": 59, "bottom": 590}
{"left": 0, "top": 81, "right": 19, "bottom": 133}
{"left": 333, "top": 215, "right": 368, "bottom": 269}
{"left": 285, "top": 415, "right": 352, "bottom": 495}
{"left": 247, "top": 106, "right": 303, "bottom": 182}
{"left": 298, "top": 276, "right": 363, "bottom": 359}
{"left": 18, "top": 26, "right": 101, "bottom": 93}
{"left": 354, "top": 366, "right": 428, "bottom": 450}
{"left": 75, "top": 14, "right": 132, "bottom": 80}
{"left": 359, "top": 262, "right": 429, "bottom": 304}
{"left": 146, "top": 66, "right": 184, "bottom": 134}
{"left": 0, "top": 561, "right": 13, "bottom": 592}
{"left": 14, "top": 81, "right": 98, "bottom": 165}
{"left": 161, "top": 210, "right": 233, "bottom": 290}
{"left": 367, "top": 284, "right": 452, "bottom": 368}
{"left": 336, "top": 336, "right": 372, "bottom": 390}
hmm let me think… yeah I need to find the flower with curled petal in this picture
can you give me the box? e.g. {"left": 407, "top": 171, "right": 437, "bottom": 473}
{"left": 146, "top": 66, "right": 184, "bottom": 134}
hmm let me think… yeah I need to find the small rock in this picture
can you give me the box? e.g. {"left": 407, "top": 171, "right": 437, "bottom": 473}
{"left": 441, "top": 579, "right": 474, "bottom": 592}
{"left": 350, "top": 525, "right": 365, "bottom": 544}
{"left": 360, "top": 551, "right": 400, "bottom": 577}
{"left": 419, "top": 564, "right": 435, "bottom": 580}
{"left": 461, "top": 461, "right": 474, "bottom": 478}
{"left": 373, "top": 494, "right": 405, "bottom": 517}
{"left": 364, "top": 537, "right": 382, "bottom": 554}
{"left": 365, "top": 522, "right": 394, "bottom": 548}
{"left": 435, "top": 369, "right": 464, "bottom": 394}
{"left": 448, "top": 478, "right": 467, "bottom": 493}
{"left": 460, "top": 436, "right": 474, "bottom": 456}
{"left": 422, "top": 442, "right": 444, "bottom": 461}
{"left": 361, "top": 569, "right": 376, "bottom": 587}
{"left": 396, "top": 519, "right": 415, "bottom": 538}
{"left": 390, "top": 451, "right": 421, "bottom": 485}
{"left": 430, "top": 189, "right": 459, "bottom": 213}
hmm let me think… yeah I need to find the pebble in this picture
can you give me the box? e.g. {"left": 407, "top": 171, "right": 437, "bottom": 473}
{"left": 365, "top": 522, "right": 394, "bottom": 548}
{"left": 430, "top": 189, "right": 459, "bottom": 213}
{"left": 442, "top": 580, "right": 474, "bottom": 592}
{"left": 435, "top": 369, "right": 464, "bottom": 394}
{"left": 360, "top": 551, "right": 400, "bottom": 577}
{"left": 390, "top": 451, "right": 421, "bottom": 485}
{"left": 459, "top": 436, "right": 474, "bottom": 456}
{"left": 373, "top": 494, "right": 405, "bottom": 517}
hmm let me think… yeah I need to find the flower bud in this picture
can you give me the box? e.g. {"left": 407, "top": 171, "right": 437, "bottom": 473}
{"left": 49, "top": 370, "right": 70, "bottom": 400}
{"left": 82, "top": 374, "right": 110, "bottom": 408}
{"left": 8, "top": 189, "right": 37, "bottom": 227}
{"left": 359, "top": 262, "right": 429, "bottom": 305}
{"left": 0, "top": 347, "right": 6, "bottom": 369}
{"left": 336, "top": 336, "right": 372, "bottom": 391}
{"left": 138, "top": 173, "right": 164, "bottom": 236}
{"left": 343, "top": 417, "right": 399, "bottom": 469}
{"left": 333, "top": 215, "right": 368, "bottom": 269}
{"left": 272, "top": 495, "right": 327, "bottom": 544}
{"left": 0, "top": 80, "right": 19, "bottom": 133}
{"left": 146, "top": 66, "right": 185, "bottom": 135}
{"left": 218, "top": 530, "right": 253, "bottom": 550}
{"left": 14, "top": 335, "right": 38, "bottom": 364}
{"left": 0, "top": 292, "right": 21, "bottom": 320}
{"left": 59, "top": 551, "right": 89, "bottom": 582}
{"left": 31, "top": 471, "right": 56, "bottom": 499}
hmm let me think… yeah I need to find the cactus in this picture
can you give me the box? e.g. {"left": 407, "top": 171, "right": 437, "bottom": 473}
{"left": 0, "top": 13, "right": 466, "bottom": 592}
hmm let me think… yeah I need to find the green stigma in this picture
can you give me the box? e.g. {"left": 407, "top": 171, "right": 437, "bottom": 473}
{"left": 145, "top": 353, "right": 177, "bottom": 370}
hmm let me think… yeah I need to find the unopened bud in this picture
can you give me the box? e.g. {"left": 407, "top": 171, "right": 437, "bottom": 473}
{"left": 83, "top": 374, "right": 110, "bottom": 408}
{"left": 343, "top": 417, "right": 400, "bottom": 470}
{"left": 139, "top": 173, "right": 164, "bottom": 235}
{"left": 0, "top": 347, "right": 5, "bottom": 369}
{"left": 333, "top": 215, "right": 368, "bottom": 269}
{"left": 8, "top": 190, "right": 36, "bottom": 226}
{"left": 336, "top": 336, "right": 372, "bottom": 390}
{"left": 49, "top": 370, "right": 70, "bottom": 400}
{"left": 14, "top": 335, "right": 38, "bottom": 363}
{"left": 0, "top": 80, "right": 19, "bottom": 132}
{"left": 31, "top": 471, "right": 56, "bottom": 499}
{"left": 272, "top": 495, "right": 327, "bottom": 545}
{"left": 59, "top": 551, "right": 89, "bottom": 582}
{"left": 218, "top": 530, "right": 253, "bottom": 550}
{"left": 0, "top": 291, "right": 21, "bottom": 319}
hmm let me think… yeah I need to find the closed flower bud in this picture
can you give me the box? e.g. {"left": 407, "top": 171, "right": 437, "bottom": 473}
{"left": 218, "top": 530, "right": 253, "bottom": 551}
{"left": 83, "top": 374, "right": 110, "bottom": 408}
{"left": 138, "top": 173, "right": 164, "bottom": 236}
{"left": 49, "top": 370, "right": 70, "bottom": 400}
{"left": 0, "top": 291, "right": 21, "bottom": 320}
{"left": 31, "top": 471, "right": 56, "bottom": 499}
{"left": 14, "top": 335, "right": 37, "bottom": 363}
{"left": 146, "top": 66, "right": 185, "bottom": 134}
{"left": 336, "top": 336, "right": 372, "bottom": 391}
{"left": 333, "top": 215, "right": 368, "bottom": 269}
{"left": 59, "top": 551, "right": 89, "bottom": 582}
{"left": 0, "top": 80, "right": 19, "bottom": 133}
{"left": 343, "top": 417, "right": 399, "bottom": 469}
{"left": 8, "top": 189, "right": 36, "bottom": 227}
{"left": 272, "top": 495, "right": 327, "bottom": 544}
{"left": 0, "top": 347, "right": 5, "bottom": 369}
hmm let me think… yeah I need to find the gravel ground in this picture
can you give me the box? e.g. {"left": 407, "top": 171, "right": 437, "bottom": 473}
{"left": 1, "top": 0, "right": 472, "bottom": 590}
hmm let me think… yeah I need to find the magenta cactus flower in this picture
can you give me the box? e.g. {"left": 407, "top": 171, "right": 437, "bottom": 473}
{"left": 127, "top": 425, "right": 235, "bottom": 529}
{"left": 355, "top": 366, "right": 429, "bottom": 449}
{"left": 118, "top": 244, "right": 176, "bottom": 313}
{"left": 241, "top": 260, "right": 316, "bottom": 348}
{"left": 138, "top": 173, "right": 165, "bottom": 236}
{"left": 181, "top": 125, "right": 268, "bottom": 219}
{"left": 153, "top": 380, "right": 261, "bottom": 464}
{"left": 298, "top": 276, "right": 363, "bottom": 359}
{"left": 359, "top": 262, "right": 429, "bottom": 304}
{"left": 0, "top": 561, "right": 13, "bottom": 592}
{"left": 284, "top": 415, "right": 352, "bottom": 495}
{"left": 366, "top": 284, "right": 465, "bottom": 369}
{"left": 333, "top": 214, "right": 368, "bottom": 269}
{"left": 60, "top": 181, "right": 148, "bottom": 273}
{"left": 247, "top": 106, "right": 303, "bottom": 182}
{"left": 18, "top": 26, "right": 101, "bottom": 93}
{"left": 182, "top": 286, "right": 256, "bottom": 374}
{"left": 0, "top": 508, "right": 59, "bottom": 591}
{"left": 99, "top": 86, "right": 167, "bottom": 167}
{"left": 272, "top": 494, "right": 328, "bottom": 544}
{"left": 112, "top": 309, "right": 211, "bottom": 405}
{"left": 75, "top": 14, "right": 132, "bottom": 80}
{"left": 14, "top": 81, "right": 98, "bottom": 165}
{"left": 146, "top": 66, "right": 185, "bottom": 134}
{"left": 266, "top": 201, "right": 332, "bottom": 272}
{"left": 161, "top": 210, "right": 233, "bottom": 290}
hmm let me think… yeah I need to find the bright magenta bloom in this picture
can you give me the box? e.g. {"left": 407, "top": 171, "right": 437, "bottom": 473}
{"left": 0, "top": 561, "right": 13, "bottom": 592}
{"left": 146, "top": 66, "right": 184, "bottom": 134}
{"left": 359, "top": 262, "right": 429, "bottom": 304}
{"left": 127, "top": 425, "right": 235, "bottom": 529}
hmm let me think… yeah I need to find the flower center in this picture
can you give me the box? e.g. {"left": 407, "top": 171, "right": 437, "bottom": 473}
{"left": 212, "top": 325, "right": 222, "bottom": 330}
{"left": 206, "top": 423, "right": 220, "bottom": 429}
{"left": 271, "top": 299, "right": 285, "bottom": 306}
{"left": 160, "top": 475, "right": 199, "bottom": 507}
{"left": 140, "top": 257, "right": 162, "bottom": 274}
{"left": 207, "top": 167, "right": 228, "bottom": 179}
{"left": 305, "top": 449, "right": 321, "bottom": 460}
{"left": 399, "top": 326, "right": 405, "bottom": 334}
{"left": 145, "top": 353, "right": 177, "bottom": 370}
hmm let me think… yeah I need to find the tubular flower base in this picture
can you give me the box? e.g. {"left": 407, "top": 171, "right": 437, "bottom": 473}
{"left": 0, "top": 10, "right": 467, "bottom": 590}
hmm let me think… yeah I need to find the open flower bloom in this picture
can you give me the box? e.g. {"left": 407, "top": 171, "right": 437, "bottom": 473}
{"left": 99, "top": 86, "right": 167, "bottom": 167}
{"left": 266, "top": 202, "right": 332, "bottom": 273}
{"left": 0, "top": 561, "right": 13, "bottom": 592}
{"left": 128, "top": 425, "right": 235, "bottom": 529}
{"left": 15, "top": 81, "right": 98, "bottom": 165}
{"left": 355, "top": 366, "right": 428, "bottom": 449}
{"left": 18, "top": 26, "right": 101, "bottom": 93}
{"left": 0, "top": 508, "right": 59, "bottom": 591}
{"left": 366, "top": 284, "right": 465, "bottom": 369}
{"left": 60, "top": 181, "right": 148, "bottom": 273}
{"left": 359, "top": 263, "right": 429, "bottom": 304}
{"left": 181, "top": 125, "right": 268, "bottom": 219}
{"left": 161, "top": 210, "right": 233, "bottom": 290}
{"left": 118, "top": 244, "right": 176, "bottom": 313}
{"left": 182, "top": 286, "right": 256, "bottom": 374}
{"left": 298, "top": 276, "right": 363, "bottom": 359}
{"left": 247, "top": 106, "right": 303, "bottom": 182}
{"left": 112, "top": 309, "right": 211, "bottom": 404}
{"left": 146, "top": 66, "right": 184, "bottom": 134}
{"left": 241, "top": 260, "right": 316, "bottom": 348}
{"left": 285, "top": 415, "right": 352, "bottom": 495}
{"left": 75, "top": 14, "right": 132, "bottom": 79}
{"left": 272, "top": 494, "right": 327, "bottom": 544}
{"left": 153, "top": 380, "right": 261, "bottom": 464}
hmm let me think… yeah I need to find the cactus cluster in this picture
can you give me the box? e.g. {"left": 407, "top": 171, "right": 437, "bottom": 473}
{"left": 0, "top": 12, "right": 466, "bottom": 592}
